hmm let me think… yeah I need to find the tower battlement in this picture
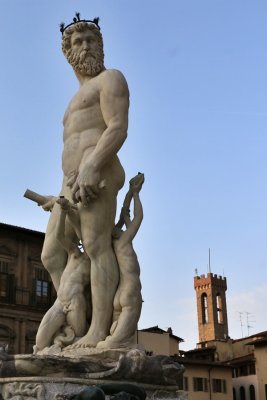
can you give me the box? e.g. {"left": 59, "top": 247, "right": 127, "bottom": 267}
{"left": 194, "top": 272, "right": 227, "bottom": 290}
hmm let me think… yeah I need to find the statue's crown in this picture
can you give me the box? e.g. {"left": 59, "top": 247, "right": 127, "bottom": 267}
{"left": 60, "top": 12, "right": 100, "bottom": 35}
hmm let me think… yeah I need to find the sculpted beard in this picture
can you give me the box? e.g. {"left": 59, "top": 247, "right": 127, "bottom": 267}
{"left": 66, "top": 47, "right": 104, "bottom": 77}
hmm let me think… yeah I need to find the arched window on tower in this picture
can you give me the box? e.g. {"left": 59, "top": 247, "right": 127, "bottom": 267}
{"left": 240, "top": 386, "right": 246, "bottom": 400}
{"left": 249, "top": 385, "right": 255, "bottom": 400}
{"left": 201, "top": 293, "right": 208, "bottom": 324}
{"left": 233, "top": 388, "right": 236, "bottom": 400}
{"left": 216, "top": 293, "right": 223, "bottom": 324}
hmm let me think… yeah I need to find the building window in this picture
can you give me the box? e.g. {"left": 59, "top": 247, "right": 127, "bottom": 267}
{"left": 212, "top": 379, "right": 226, "bottom": 393}
{"left": 0, "top": 325, "right": 14, "bottom": 353}
{"left": 240, "top": 386, "right": 246, "bottom": 400}
{"left": 35, "top": 279, "right": 50, "bottom": 307}
{"left": 0, "top": 259, "right": 10, "bottom": 300}
{"left": 35, "top": 267, "right": 49, "bottom": 281}
{"left": 34, "top": 268, "right": 51, "bottom": 306}
{"left": 177, "top": 376, "right": 188, "bottom": 391}
{"left": 249, "top": 385, "right": 255, "bottom": 400}
{"left": 193, "top": 377, "right": 208, "bottom": 392}
{"left": 216, "top": 293, "right": 223, "bottom": 323}
{"left": 0, "top": 260, "right": 9, "bottom": 273}
{"left": 0, "top": 274, "right": 8, "bottom": 298}
{"left": 248, "top": 363, "right": 256, "bottom": 375}
{"left": 36, "top": 280, "right": 48, "bottom": 297}
{"left": 201, "top": 293, "right": 208, "bottom": 323}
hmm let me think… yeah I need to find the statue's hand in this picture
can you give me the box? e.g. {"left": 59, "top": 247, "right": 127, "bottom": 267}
{"left": 56, "top": 197, "right": 72, "bottom": 212}
{"left": 71, "top": 165, "right": 101, "bottom": 206}
{"left": 129, "top": 173, "right": 144, "bottom": 193}
{"left": 41, "top": 196, "right": 57, "bottom": 212}
{"left": 131, "top": 183, "right": 142, "bottom": 193}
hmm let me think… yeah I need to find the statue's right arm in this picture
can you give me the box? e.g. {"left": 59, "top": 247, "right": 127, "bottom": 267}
{"left": 121, "top": 192, "right": 143, "bottom": 243}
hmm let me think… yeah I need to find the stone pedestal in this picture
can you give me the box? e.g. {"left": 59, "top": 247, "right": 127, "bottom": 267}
{"left": 0, "top": 350, "right": 187, "bottom": 400}
{"left": 0, "top": 377, "right": 188, "bottom": 400}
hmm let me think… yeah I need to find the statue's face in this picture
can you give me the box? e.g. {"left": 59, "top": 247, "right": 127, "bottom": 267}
{"left": 65, "top": 27, "right": 104, "bottom": 77}
{"left": 70, "top": 29, "right": 99, "bottom": 56}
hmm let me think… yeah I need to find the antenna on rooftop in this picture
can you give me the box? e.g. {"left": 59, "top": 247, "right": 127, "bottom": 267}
{"left": 238, "top": 311, "right": 244, "bottom": 338}
{"left": 195, "top": 268, "right": 198, "bottom": 276}
{"left": 208, "top": 248, "right": 211, "bottom": 273}
{"left": 245, "top": 312, "right": 255, "bottom": 336}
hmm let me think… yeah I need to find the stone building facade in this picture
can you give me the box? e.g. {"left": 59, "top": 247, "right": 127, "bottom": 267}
{"left": 0, "top": 223, "right": 55, "bottom": 354}
{"left": 136, "top": 325, "right": 233, "bottom": 400}
{"left": 194, "top": 272, "right": 267, "bottom": 400}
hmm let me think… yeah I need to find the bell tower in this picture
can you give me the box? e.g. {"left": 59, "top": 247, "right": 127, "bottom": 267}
{"left": 194, "top": 273, "right": 229, "bottom": 344}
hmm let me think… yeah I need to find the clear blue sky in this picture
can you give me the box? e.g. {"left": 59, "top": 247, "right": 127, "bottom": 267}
{"left": 0, "top": 1, "right": 267, "bottom": 350}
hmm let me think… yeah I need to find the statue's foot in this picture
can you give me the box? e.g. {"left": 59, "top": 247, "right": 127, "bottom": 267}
{"left": 97, "top": 335, "right": 134, "bottom": 350}
{"left": 67, "top": 333, "right": 102, "bottom": 349}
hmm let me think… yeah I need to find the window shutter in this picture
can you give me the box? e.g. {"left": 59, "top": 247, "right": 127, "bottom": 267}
{"left": 184, "top": 377, "right": 188, "bottom": 391}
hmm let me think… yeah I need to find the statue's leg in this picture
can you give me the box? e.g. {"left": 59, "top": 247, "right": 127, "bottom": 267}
{"left": 109, "top": 287, "right": 122, "bottom": 335}
{"left": 67, "top": 293, "right": 88, "bottom": 337}
{"left": 97, "top": 281, "right": 142, "bottom": 349}
{"left": 72, "top": 162, "right": 124, "bottom": 348}
{"left": 41, "top": 204, "right": 66, "bottom": 291}
{"left": 72, "top": 188, "right": 119, "bottom": 347}
{"left": 35, "top": 300, "right": 66, "bottom": 351}
{"left": 41, "top": 184, "right": 76, "bottom": 291}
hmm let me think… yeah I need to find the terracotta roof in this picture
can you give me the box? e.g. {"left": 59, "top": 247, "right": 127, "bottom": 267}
{"left": 182, "top": 346, "right": 216, "bottom": 355}
{"left": 172, "top": 355, "right": 231, "bottom": 369}
{"left": 227, "top": 353, "right": 255, "bottom": 365}
{"left": 232, "top": 330, "right": 267, "bottom": 343}
{"left": 139, "top": 326, "right": 184, "bottom": 342}
{"left": 246, "top": 337, "right": 267, "bottom": 346}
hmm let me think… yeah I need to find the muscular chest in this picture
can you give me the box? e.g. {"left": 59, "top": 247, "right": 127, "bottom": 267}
{"left": 64, "top": 81, "right": 101, "bottom": 125}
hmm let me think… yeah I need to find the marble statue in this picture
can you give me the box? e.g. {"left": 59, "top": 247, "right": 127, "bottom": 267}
{"left": 26, "top": 171, "right": 144, "bottom": 353}
{"left": 40, "top": 16, "right": 129, "bottom": 349}
{"left": 15, "top": 15, "right": 186, "bottom": 397}
{"left": 98, "top": 173, "right": 144, "bottom": 349}
{"left": 34, "top": 197, "right": 91, "bottom": 353}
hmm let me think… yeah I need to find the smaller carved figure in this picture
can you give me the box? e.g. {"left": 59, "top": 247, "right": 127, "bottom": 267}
{"left": 34, "top": 197, "right": 91, "bottom": 352}
{"left": 97, "top": 173, "right": 144, "bottom": 349}
{"left": 2, "top": 382, "right": 45, "bottom": 400}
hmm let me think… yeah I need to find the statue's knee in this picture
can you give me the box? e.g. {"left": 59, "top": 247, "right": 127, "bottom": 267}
{"left": 41, "top": 247, "right": 51, "bottom": 270}
{"left": 41, "top": 243, "right": 65, "bottom": 272}
{"left": 83, "top": 236, "right": 104, "bottom": 258}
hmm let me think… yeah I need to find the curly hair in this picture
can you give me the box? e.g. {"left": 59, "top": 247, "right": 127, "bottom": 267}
{"left": 62, "top": 22, "right": 104, "bottom": 59}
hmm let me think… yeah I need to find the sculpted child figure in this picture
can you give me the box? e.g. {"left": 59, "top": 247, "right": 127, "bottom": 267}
{"left": 98, "top": 173, "right": 144, "bottom": 349}
{"left": 35, "top": 197, "right": 91, "bottom": 352}
{"left": 41, "top": 15, "right": 129, "bottom": 347}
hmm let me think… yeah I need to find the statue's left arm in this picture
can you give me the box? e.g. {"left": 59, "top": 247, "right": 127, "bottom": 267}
{"left": 72, "top": 70, "right": 129, "bottom": 204}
